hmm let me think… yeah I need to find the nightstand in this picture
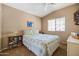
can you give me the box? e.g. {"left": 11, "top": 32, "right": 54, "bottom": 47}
{"left": 39, "top": 31, "right": 45, "bottom": 34}
{"left": 8, "top": 35, "right": 23, "bottom": 49}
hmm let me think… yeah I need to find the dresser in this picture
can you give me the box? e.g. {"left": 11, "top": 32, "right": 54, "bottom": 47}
{"left": 67, "top": 36, "right": 79, "bottom": 56}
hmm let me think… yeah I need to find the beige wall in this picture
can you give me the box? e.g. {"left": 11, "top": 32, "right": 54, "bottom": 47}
{"left": 0, "top": 4, "right": 1, "bottom": 49}
{"left": 2, "top": 4, "right": 41, "bottom": 49}
{"left": 42, "top": 4, "right": 79, "bottom": 41}
{"left": 2, "top": 4, "right": 41, "bottom": 34}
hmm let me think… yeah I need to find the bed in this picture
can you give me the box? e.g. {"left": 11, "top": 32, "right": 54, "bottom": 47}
{"left": 23, "top": 30, "right": 60, "bottom": 56}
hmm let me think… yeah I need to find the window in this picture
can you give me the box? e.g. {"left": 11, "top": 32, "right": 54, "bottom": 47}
{"left": 48, "top": 17, "right": 65, "bottom": 31}
{"left": 48, "top": 19, "right": 55, "bottom": 31}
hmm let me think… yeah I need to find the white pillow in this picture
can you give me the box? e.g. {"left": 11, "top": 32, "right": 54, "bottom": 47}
{"left": 23, "top": 30, "right": 33, "bottom": 35}
{"left": 33, "top": 29, "right": 39, "bottom": 34}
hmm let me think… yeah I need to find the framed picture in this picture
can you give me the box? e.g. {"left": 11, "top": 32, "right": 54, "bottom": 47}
{"left": 27, "top": 21, "right": 33, "bottom": 27}
{"left": 74, "top": 10, "right": 79, "bottom": 25}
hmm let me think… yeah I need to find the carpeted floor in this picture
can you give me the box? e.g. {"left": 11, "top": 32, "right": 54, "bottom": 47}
{"left": 0, "top": 44, "right": 67, "bottom": 56}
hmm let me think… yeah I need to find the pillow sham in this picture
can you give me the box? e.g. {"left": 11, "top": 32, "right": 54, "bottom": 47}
{"left": 23, "top": 30, "right": 33, "bottom": 35}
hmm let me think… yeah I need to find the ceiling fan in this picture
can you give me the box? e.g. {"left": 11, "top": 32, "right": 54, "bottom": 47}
{"left": 44, "top": 3, "right": 56, "bottom": 11}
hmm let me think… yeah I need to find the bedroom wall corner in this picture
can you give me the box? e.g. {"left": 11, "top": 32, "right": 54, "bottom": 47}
{"left": 0, "top": 3, "right": 2, "bottom": 50}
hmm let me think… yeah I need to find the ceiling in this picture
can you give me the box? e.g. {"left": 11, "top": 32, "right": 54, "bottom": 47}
{"left": 4, "top": 3, "right": 74, "bottom": 17}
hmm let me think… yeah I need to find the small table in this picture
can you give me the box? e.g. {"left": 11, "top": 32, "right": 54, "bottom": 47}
{"left": 8, "top": 35, "right": 23, "bottom": 49}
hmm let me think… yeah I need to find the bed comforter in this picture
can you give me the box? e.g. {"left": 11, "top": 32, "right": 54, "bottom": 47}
{"left": 23, "top": 34, "right": 60, "bottom": 56}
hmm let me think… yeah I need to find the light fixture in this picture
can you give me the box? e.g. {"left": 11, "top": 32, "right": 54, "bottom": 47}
{"left": 44, "top": 3, "right": 56, "bottom": 11}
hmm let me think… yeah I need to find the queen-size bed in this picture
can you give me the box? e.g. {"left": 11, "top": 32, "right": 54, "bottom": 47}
{"left": 23, "top": 30, "right": 60, "bottom": 56}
